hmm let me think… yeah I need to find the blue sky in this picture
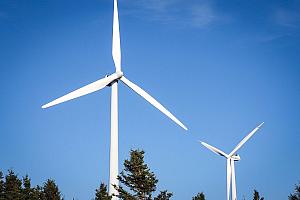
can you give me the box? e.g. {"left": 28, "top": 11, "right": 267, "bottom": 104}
{"left": 1, "top": 0, "right": 300, "bottom": 199}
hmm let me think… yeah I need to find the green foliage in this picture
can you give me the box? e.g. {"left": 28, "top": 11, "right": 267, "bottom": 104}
{"left": 114, "top": 185, "right": 136, "bottom": 200}
{"left": 22, "top": 175, "right": 33, "bottom": 200}
{"left": 192, "top": 192, "right": 205, "bottom": 200}
{"left": 116, "top": 149, "right": 158, "bottom": 199}
{"left": 154, "top": 190, "right": 173, "bottom": 200}
{"left": 31, "top": 185, "right": 44, "bottom": 200}
{"left": 4, "top": 170, "right": 23, "bottom": 200}
{"left": 253, "top": 190, "right": 264, "bottom": 200}
{"left": 95, "top": 183, "right": 112, "bottom": 200}
{"left": 289, "top": 183, "right": 300, "bottom": 200}
{"left": 114, "top": 149, "right": 172, "bottom": 200}
{"left": 0, "top": 171, "right": 4, "bottom": 200}
{"left": 0, "top": 169, "right": 64, "bottom": 200}
{"left": 42, "top": 179, "right": 62, "bottom": 200}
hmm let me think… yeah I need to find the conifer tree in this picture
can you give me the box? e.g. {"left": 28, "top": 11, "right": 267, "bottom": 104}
{"left": 31, "top": 185, "right": 44, "bottom": 200}
{"left": 95, "top": 183, "right": 112, "bottom": 200}
{"left": 192, "top": 192, "right": 205, "bottom": 200}
{"left": 154, "top": 190, "right": 173, "bottom": 200}
{"left": 4, "top": 170, "right": 22, "bottom": 200}
{"left": 116, "top": 149, "right": 158, "bottom": 199}
{"left": 43, "top": 179, "right": 62, "bottom": 200}
{"left": 289, "top": 183, "right": 300, "bottom": 200}
{"left": 115, "top": 186, "right": 136, "bottom": 200}
{"left": 22, "top": 175, "right": 33, "bottom": 200}
{"left": 114, "top": 149, "right": 172, "bottom": 200}
{"left": 0, "top": 171, "right": 4, "bottom": 200}
{"left": 253, "top": 189, "right": 264, "bottom": 200}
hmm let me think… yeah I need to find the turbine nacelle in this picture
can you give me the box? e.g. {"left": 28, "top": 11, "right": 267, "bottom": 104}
{"left": 231, "top": 155, "right": 240, "bottom": 161}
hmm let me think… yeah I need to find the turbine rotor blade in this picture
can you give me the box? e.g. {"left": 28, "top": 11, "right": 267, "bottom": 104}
{"left": 42, "top": 73, "right": 122, "bottom": 109}
{"left": 112, "top": 0, "right": 121, "bottom": 71}
{"left": 229, "top": 122, "right": 264, "bottom": 157}
{"left": 200, "top": 141, "right": 228, "bottom": 158}
{"left": 120, "top": 76, "right": 188, "bottom": 131}
{"left": 227, "top": 159, "right": 232, "bottom": 200}
{"left": 231, "top": 159, "right": 237, "bottom": 200}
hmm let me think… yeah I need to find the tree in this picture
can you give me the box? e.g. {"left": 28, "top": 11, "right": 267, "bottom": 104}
{"left": 114, "top": 185, "right": 136, "bottom": 200}
{"left": 192, "top": 192, "right": 205, "bottom": 200}
{"left": 154, "top": 191, "right": 173, "bottom": 200}
{"left": 0, "top": 169, "right": 65, "bottom": 200}
{"left": 4, "top": 170, "right": 22, "bottom": 200}
{"left": 95, "top": 183, "right": 112, "bottom": 200}
{"left": 31, "top": 185, "right": 46, "bottom": 200}
{"left": 114, "top": 149, "right": 172, "bottom": 200}
{"left": 253, "top": 190, "right": 264, "bottom": 200}
{"left": 22, "top": 175, "right": 33, "bottom": 200}
{"left": 42, "top": 179, "right": 62, "bottom": 200}
{"left": 0, "top": 171, "right": 4, "bottom": 200}
{"left": 289, "top": 183, "right": 300, "bottom": 200}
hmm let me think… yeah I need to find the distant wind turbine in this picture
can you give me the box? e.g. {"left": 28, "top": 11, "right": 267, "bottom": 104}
{"left": 42, "top": 0, "right": 187, "bottom": 198}
{"left": 200, "top": 122, "right": 264, "bottom": 200}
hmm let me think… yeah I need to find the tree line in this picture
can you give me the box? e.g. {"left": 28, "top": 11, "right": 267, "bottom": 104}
{"left": 1, "top": 149, "right": 299, "bottom": 200}
{"left": 0, "top": 170, "right": 61, "bottom": 200}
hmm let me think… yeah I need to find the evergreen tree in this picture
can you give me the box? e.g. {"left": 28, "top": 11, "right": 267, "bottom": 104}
{"left": 114, "top": 185, "right": 136, "bottom": 200}
{"left": 114, "top": 149, "right": 171, "bottom": 200}
{"left": 95, "top": 183, "right": 112, "bottom": 200}
{"left": 289, "top": 183, "right": 300, "bottom": 200}
{"left": 43, "top": 179, "right": 62, "bottom": 200}
{"left": 0, "top": 171, "right": 4, "bottom": 200}
{"left": 0, "top": 169, "right": 65, "bottom": 200}
{"left": 154, "top": 190, "right": 173, "bottom": 200}
{"left": 115, "top": 149, "right": 158, "bottom": 199}
{"left": 31, "top": 185, "right": 44, "bottom": 200}
{"left": 253, "top": 190, "right": 264, "bottom": 200}
{"left": 4, "top": 170, "right": 22, "bottom": 200}
{"left": 22, "top": 175, "right": 33, "bottom": 200}
{"left": 192, "top": 192, "right": 205, "bottom": 200}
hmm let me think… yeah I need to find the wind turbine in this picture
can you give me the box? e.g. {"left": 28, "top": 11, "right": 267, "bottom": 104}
{"left": 41, "top": 0, "right": 187, "bottom": 198}
{"left": 200, "top": 122, "right": 264, "bottom": 200}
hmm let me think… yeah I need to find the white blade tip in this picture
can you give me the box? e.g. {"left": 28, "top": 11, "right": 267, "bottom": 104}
{"left": 199, "top": 141, "right": 207, "bottom": 146}
{"left": 182, "top": 125, "right": 188, "bottom": 131}
{"left": 257, "top": 122, "right": 265, "bottom": 129}
{"left": 200, "top": 141, "right": 207, "bottom": 146}
{"left": 42, "top": 104, "right": 49, "bottom": 109}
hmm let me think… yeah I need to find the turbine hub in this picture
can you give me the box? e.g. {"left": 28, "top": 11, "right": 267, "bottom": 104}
{"left": 107, "top": 71, "right": 123, "bottom": 87}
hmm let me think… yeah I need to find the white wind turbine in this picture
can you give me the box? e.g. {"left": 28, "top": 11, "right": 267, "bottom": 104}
{"left": 42, "top": 0, "right": 187, "bottom": 198}
{"left": 200, "top": 122, "right": 264, "bottom": 200}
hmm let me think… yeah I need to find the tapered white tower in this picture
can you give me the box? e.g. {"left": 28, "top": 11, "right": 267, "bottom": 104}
{"left": 42, "top": 0, "right": 187, "bottom": 199}
{"left": 200, "top": 122, "right": 264, "bottom": 200}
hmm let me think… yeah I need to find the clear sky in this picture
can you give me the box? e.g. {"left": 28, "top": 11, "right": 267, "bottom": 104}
{"left": 1, "top": 0, "right": 300, "bottom": 199}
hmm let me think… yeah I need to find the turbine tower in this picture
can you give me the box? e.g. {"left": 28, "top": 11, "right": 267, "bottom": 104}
{"left": 200, "top": 122, "right": 264, "bottom": 200}
{"left": 42, "top": 0, "right": 187, "bottom": 198}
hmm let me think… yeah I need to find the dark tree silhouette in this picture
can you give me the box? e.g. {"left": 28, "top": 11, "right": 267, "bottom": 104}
{"left": 154, "top": 190, "right": 173, "bottom": 200}
{"left": 289, "top": 183, "right": 300, "bottom": 200}
{"left": 253, "top": 190, "right": 264, "bottom": 200}
{"left": 42, "top": 179, "right": 62, "bottom": 200}
{"left": 31, "top": 185, "right": 44, "bottom": 200}
{"left": 0, "top": 169, "right": 66, "bottom": 200}
{"left": 0, "top": 171, "right": 4, "bottom": 200}
{"left": 192, "top": 192, "right": 205, "bottom": 200}
{"left": 22, "top": 175, "right": 33, "bottom": 200}
{"left": 95, "top": 183, "right": 112, "bottom": 200}
{"left": 4, "top": 170, "right": 22, "bottom": 200}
